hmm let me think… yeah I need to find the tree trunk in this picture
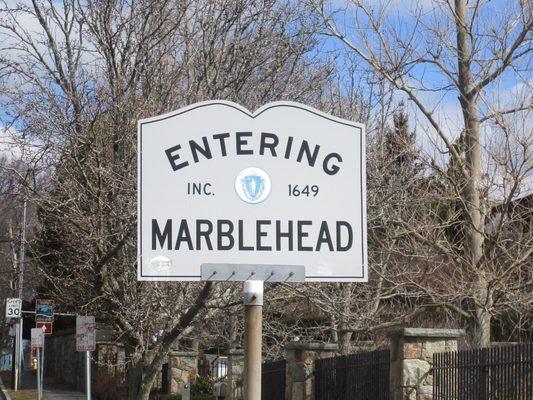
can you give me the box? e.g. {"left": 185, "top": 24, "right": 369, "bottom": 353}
{"left": 126, "top": 361, "right": 143, "bottom": 400}
{"left": 455, "top": 0, "right": 490, "bottom": 346}
{"left": 126, "top": 357, "right": 161, "bottom": 400}
{"left": 474, "top": 274, "right": 492, "bottom": 347}
{"left": 338, "top": 327, "right": 352, "bottom": 355}
{"left": 138, "top": 368, "right": 158, "bottom": 400}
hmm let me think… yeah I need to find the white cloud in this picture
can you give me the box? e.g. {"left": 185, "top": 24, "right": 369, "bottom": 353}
{"left": 0, "top": 126, "right": 48, "bottom": 166}
{"left": 0, "top": 127, "right": 21, "bottom": 161}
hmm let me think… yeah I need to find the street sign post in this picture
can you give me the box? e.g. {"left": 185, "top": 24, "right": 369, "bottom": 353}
{"left": 138, "top": 101, "right": 367, "bottom": 400}
{"left": 5, "top": 298, "right": 22, "bottom": 319}
{"left": 7, "top": 297, "right": 22, "bottom": 391}
{"left": 31, "top": 328, "right": 44, "bottom": 400}
{"left": 76, "top": 316, "right": 95, "bottom": 400}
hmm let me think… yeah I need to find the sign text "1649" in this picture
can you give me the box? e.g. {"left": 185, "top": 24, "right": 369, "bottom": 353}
{"left": 288, "top": 184, "right": 319, "bottom": 197}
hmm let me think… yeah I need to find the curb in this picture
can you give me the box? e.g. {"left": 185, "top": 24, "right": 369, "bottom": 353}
{"left": 0, "top": 376, "right": 12, "bottom": 400}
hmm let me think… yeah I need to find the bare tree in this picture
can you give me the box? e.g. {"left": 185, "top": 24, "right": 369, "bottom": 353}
{"left": 0, "top": 0, "right": 333, "bottom": 398}
{"left": 315, "top": 0, "right": 532, "bottom": 346}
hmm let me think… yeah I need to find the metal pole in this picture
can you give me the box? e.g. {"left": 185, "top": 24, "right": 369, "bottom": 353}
{"left": 86, "top": 351, "right": 91, "bottom": 400}
{"left": 15, "top": 199, "right": 28, "bottom": 390}
{"left": 36, "top": 348, "right": 41, "bottom": 400}
{"left": 11, "top": 332, "right": 16, "bottom": 390}
{"left": 243, "top": 280, "right": 263, "bottom": 400}
{"left": 18, "top": 318, "right": 23, "bottom": 386}
{"left": 40, "top": 337, "right": 45, "bottom": 393}
{"left": 12, "top": 322, "right": 18, "bottom": 390}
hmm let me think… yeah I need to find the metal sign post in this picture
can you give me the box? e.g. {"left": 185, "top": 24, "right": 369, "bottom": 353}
{"left": 36, "top": 347, "right": 41, "bottom": 400}
{"left": 182, "top": 383, "right": 191, "bottom": 400}
{"left": 76, "top": 315, "right": 95, "bottom": 400}
{"left": 201, "top": 265, "right": 304, "bottom": 400}
{"left": 86, "top": 351, "right": 91, "bottom": 400}
{"left": 6, "top": 298, "right": 22, "bottom": 388}
{"left": 31, "top": 327, "right": 44, "bottom": 400}
{"left": 41, "top": 335, "right": 45, "bottom": 393}
{"left": 243, "top": 281, "right": 263, "bottom": 400}
{"left": 13, "top": 321, "right": 19, "bottom": 391}
{"left": 137, "top": 101, "right": 367, "bottom": 399}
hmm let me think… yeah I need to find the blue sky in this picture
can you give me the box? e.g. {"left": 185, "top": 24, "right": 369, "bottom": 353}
{"left": 1, "top": 0, "right": 531, "bottom": 197}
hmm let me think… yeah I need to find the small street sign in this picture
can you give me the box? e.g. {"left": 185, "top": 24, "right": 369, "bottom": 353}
{"left": 31, "top": 327, "right": 44, "bottom": 349}
{"left": 76, "top": 316, "right": 96, "bottom": 352}
{"left": 5, "top": 298, "right": 22, "bottom": 319}
{"left": 36, "top": 322, "right": 53, "bottom": 335}
{"left": 35, "top": 322, "right": 54, "bottom": 336}
{"left": 35, "top": 299, "right": 54, "bottom": 323}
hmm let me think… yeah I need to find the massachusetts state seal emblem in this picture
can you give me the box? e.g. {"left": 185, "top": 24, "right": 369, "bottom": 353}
{"left": 235, "top": 167, "right": 271, "bottom": 204}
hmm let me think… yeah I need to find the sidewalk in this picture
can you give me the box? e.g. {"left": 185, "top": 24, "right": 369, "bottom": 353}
{"left": 43, "top": 390, "right": 86, "bottom": 400}
{"left": 21, "top": 370, "right": 85, "bottom": 400}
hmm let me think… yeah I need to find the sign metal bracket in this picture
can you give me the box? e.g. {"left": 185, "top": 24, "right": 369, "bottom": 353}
{"left": 200, "top": 264, "right": 305, "bottom": 283}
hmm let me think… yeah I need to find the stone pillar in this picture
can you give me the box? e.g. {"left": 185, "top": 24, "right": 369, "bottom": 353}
{"left": 227, "top": 349, "right": 244, "bottom": 400}
{"left": 168, "top": 351, "right": 198, "bottom": 395}
{"left": 228, "top": 349, "right": 244, "bottom": 400}
{"left": 285, "top": 342, "right": 338, "bottom": 400}
{"left": 387, "top": 328, "right": 465, "bottom": 400}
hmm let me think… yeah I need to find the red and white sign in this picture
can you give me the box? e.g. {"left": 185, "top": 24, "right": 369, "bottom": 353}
{"left": 76, "top": 316, "right": 96, "bottom": 352}
{"left": 31, "top": 327, "right": 44, "bottom": 348}
{"left": 36, "top": 322, "right": 53, "bottom": 335}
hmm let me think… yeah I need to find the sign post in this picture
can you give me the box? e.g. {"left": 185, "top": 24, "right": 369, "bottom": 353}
{"left": 138, "top": 101, "right": 367, "bottom": 399}
{"left": 6, "top": 297, "right": 22, "bottom": 390}
{"left": 34, "top": 298, "right": 54, "bottom": 394}
{"left": 76, "top": 315, "right": 95, "bottom": 400}
{"left": 31, "top": 327, "right": 44, "bottom": 400}
{"left": 243, "top": 281, "right": 263, "bottom": 400}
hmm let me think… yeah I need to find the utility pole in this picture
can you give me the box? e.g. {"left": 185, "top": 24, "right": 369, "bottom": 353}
{"left": 13, "top": 199, "right": 27, "bottom": 391}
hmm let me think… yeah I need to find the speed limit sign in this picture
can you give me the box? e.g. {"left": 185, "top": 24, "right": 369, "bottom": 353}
{"left": 5, "top": 298, "right": 22, "bottom": 319}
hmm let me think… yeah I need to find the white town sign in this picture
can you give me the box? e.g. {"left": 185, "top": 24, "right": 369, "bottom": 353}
{"left": 138, "top": 101, "right": 366, "bottom": 281}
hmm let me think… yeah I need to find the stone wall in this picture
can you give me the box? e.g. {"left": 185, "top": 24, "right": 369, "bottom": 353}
{"left": 43, "top": 327, "right": 202, "bottom": 396}
{"left": 387, "top": 328, "right": 464, "bottom": 400}
{"left": 93, "top": 342, "right": 126, "bottom": 398}
{"left": 168, "top": 351, "right": 198, "bottom": 395}
{"left": 43, "top": 326, "right": 124, "bottom": 395}
{"left": 285, "top": 342, "right": 338, "bottom": 400}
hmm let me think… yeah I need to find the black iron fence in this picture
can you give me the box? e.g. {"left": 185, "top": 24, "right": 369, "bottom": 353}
{"left": 314, "top": 349, "right": 390, "bottom": 400}
{"left": 262, "top": 359, "right": 286, "bottom": 400}
{"left": 434, "top": 343, "right": 533, "bottom": 400}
